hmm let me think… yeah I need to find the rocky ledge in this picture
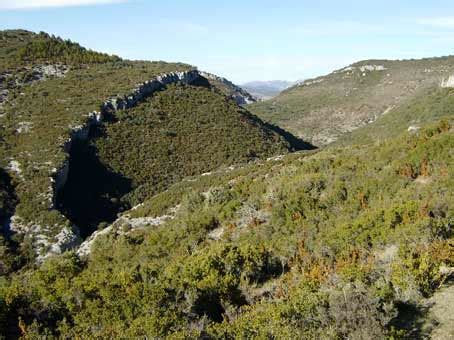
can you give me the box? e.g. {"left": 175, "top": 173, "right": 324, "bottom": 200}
{"left": 10, "top": 69, "right": 202, "bottom": 262}
{"left": 51, "top": 69, "right": 201, "bottom": 207}
{"left": 201, "top": 71, "right": 257, "bottom": 105}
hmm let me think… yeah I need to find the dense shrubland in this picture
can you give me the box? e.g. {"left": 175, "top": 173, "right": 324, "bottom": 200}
{"left": 1, "top": 119, "right": 452, "bottom": 338}
{"left": 56, "top": 83, "right": 297, "bottom": 235}
{"left": 95, "top": 84, "right": 292, "bottom": 203}
{"left": 0, "top": 45, "right": 192, "bottom": 242}
{"left": 0, "top": 29, "right": 453, "bottom": 338}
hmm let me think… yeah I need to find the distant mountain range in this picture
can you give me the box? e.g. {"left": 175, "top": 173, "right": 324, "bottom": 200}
{"left": 241, "top": 80, "right": 294, "bottom": 99}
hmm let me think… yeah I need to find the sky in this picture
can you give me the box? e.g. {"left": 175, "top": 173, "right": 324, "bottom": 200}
{"left": 1, "top": 0, "right": 454, "bottom": 83}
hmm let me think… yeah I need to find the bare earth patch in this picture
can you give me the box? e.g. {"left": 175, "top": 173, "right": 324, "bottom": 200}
{"left": 424, "top": 282, "right": 454, "bottom": 339}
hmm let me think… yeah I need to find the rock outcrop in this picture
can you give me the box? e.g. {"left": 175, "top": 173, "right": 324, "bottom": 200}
{"left": 0, "top": 64, "right": 69, "bottom": 115}
{"left": 8, "top": 70, "right": 202, "bottom": 262}
{"left": 51, "top": 69, "right": 201, "bottom": 209}
{"left": 11, "top": 68, "right": 264, "bottom": 261}
{"left": 441, "top": 75, "right": 454, "bottom": 88}
{"left": 200, "top": 71, "right": 257, "bottom": 105}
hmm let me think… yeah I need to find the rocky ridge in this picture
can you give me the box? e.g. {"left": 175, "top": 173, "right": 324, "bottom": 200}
{"left": 8, "top": 69, "right": 202, "bottom": 262}
{"left": 201, "top": 71, "right": 257, "bottom": 105}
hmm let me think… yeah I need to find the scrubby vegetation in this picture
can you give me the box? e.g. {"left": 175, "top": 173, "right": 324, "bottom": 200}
{"left": 58, "top": 83, "right": 295, "bottom": 235}
{"left": 97, "top": 83, "right": 293, "bottom": 200}
{"left": 1, "top": 29, "right": 453, "bottom": 339}
{"left": 249, "top": 57, "right": 454, "bottom": 145}
{"left": 0, "top": 31, "right": 193, "bottom": 242}
{"left": 1, "top": 119, "right": 452, "bottom": 338}
{"left": 0, "top": 29, "right": 304, "bottom": 263}
{"left": 338, "top": 86, "right": 454, "bottom": 145}
{"left": 17, "top": 32, "right": 121, "bottom": 65}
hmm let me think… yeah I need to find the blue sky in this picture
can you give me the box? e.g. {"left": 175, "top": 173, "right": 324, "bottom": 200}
{"left": 1, "top": 0, "right": 454, "bottom": 83}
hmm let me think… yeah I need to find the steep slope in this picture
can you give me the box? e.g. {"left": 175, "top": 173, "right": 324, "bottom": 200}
{"left": 242, "top": 80, "right": 293, "bottom": 99}
{"left": 2, "top": 118, "right": 452, "bottom": 338}
{"left": 337, "top": 86, "right": 454, "bottom": 145}
{"left": 201, "top": 71, "right": 257, "bottom": 105}
{"left": 0, "top": 30, "right": 306, "bottom": 261}
{"left": 57, "top": 82, "right": 298, "bottom": 236}
{"left": 249, "top": 57, "right": 454, "bottom": 145}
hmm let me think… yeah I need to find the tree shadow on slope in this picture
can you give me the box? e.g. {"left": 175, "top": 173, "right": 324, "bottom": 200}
{"left": 56, "top": 135, "right": 132, "bottom": 239}
{"left": 389, "top": 301, "right": 435, "bottom": 339}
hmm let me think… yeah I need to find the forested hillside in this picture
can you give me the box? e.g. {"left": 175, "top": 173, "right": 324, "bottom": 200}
{"left": 58, "top": 83, "right": 297, "bottom": 237}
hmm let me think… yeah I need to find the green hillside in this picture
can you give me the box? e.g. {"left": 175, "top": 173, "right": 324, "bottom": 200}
{"left": 0, "top": 30, "right": 305, "bottom": 261}
{"left": 0, "top": 29, "right": 120, "bottom": 69}
{"left": 0, "top": 45, "right": 192, "bottom": 256}
{"left": 337, "top": 86, "right": 454, "bottom": 145}
{"left": 249, "top": 57, "right": 454, "bottom": 145}
{"left": 0, "top": 29, "right": 453, "bottom": 339}
{"left": 58, "top": 83, "right": 297, "bottom": 236}
{"left": 1, "top": 118, "right": 452, "bottom": 338}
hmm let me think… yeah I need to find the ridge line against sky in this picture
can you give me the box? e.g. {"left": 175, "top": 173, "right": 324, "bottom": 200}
{"left": 1, "top": 0, "right": 454, "bottom": 83}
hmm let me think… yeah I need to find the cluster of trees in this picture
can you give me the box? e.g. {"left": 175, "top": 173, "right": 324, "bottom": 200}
{"left": 17, "top": 32, "right": 121, "bottom": 65}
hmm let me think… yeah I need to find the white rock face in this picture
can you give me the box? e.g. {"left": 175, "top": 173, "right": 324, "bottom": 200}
{"left": 102, "top": 70, "right": 201, "bottom": 112}
{"left": 44, "top": 226, "right": 81, "bottom": 261}
{"left": 359, "top": 65, "right": 387, "bottom": 72}
{"left": 5, "top": 215, "right": 81, "bottom": 263}
{"left": 200, "top": 71, "right": 257, "bottom": 105}
{"left": 408, "top": 125, "right": 421, "bottom": 133}
{"left": 77, "top": 211, "right": 176, "bottom": 257}
{"left": 340, "top": 65, "right": 386, "bottom": 73}
{"left": 35, "top": 64, "right": 69, "bottom": 78}
{"left": 441, "top": 75, "right": 454, "bottom": 88}
{"left": 7, "top": 160, "right": 22, "bottom": 177}
{"left": 208, "top": 227, "right": 224, "bottom": 240}
{"left": 16, "top": 121, "right": 33, "bottom": 133}
{"left": 297, "top": 78, "right": 324, "bottom": 87}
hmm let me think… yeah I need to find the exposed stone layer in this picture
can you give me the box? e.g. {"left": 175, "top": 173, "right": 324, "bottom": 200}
{"left": 200, "top": 71, "right": 257, "bottom": 105}
{"left": 12, "top": 70, "right": 202, "bottom": 262}
{"left": 51, "top": 69, "right": 201, "bottom": 208}
{"left": 441, "top": 75, "right": 454, "bottom": 88}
